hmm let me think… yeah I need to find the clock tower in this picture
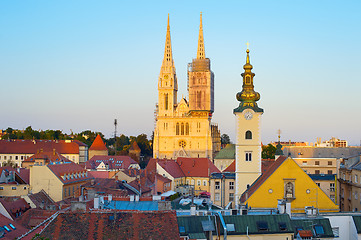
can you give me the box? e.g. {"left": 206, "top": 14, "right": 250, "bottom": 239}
{"left": 233, "top": 47, "right": 263, "bottom": 207}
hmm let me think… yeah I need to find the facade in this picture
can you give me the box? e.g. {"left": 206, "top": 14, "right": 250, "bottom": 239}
{"left": 88, "top": 134, "right": 108, "bottom": 160}
{"left": 0, "top": 139, "right": 88, "bottom": 166}
{"left": 0, "top": 167, "right": 29, "bottom": 197}
{"left": 30, "top": 162, "right": 90, "bottom": 202}
{"left": 22, "top": 150, "right": 70, "bottom": 169}
{"left": 153, "top": 14, "right": 220, "bottom": 160}
{"left": 210, "top": 172, "right": 235, "bottom": 208}
{"left": 240, "top": 156, "right": 339, "bottom": 213}
{"left": 86, "top": 155, "right": 140, "bottom": 171}
{"left": 214, "top": 144, "right": 235, "bottom": 171}
{"left": 234, "top": 48, "right": 263, "bottom": 206}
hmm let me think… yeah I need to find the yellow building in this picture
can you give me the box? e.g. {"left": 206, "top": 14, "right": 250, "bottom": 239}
{"left": 240, "top": 156, "right": 339, "bottom": 213}
{"left": 234, "top": 48, "right": 263, "bottom": 205}
{"left": 153, "top": 14, "right": 220, "bottom": 160}
{"left": 30, "top": 162, "right": 90, "bottom": 202}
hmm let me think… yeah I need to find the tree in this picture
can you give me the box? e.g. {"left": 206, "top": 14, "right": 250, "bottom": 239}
{"left": 221, "top": 134, "right": 231, "bottom": 145}
{"left": 262, "top": 144, "right": 277, "bottom": 159}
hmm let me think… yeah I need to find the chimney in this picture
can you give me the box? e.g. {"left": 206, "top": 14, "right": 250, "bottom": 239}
{"left": 53, "top": 149, "right": 56, "bottom": 155}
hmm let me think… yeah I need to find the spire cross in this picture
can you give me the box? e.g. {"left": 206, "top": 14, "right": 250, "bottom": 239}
{"left": 277, "top": 129, "right": 281, "bottom": 142}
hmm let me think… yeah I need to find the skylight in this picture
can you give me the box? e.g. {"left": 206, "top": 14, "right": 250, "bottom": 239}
{"left": 314, "top": 225, "right": 325, "bottom": 236}
{"left": 3, "top": 225, "right": 10, "bottom": 232}
{"left": 256, "top": 221, "right": 268, "bottom": 231}
{"left": 9, "top": 224, "right": 16, "bottom": 230}
{"left": 278, "top": 222, "right": 287, "bottom": 231}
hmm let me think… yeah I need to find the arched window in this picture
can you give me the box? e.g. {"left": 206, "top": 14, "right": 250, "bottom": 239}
{"left": 164, "top": 93, "right": 168, "bottom": 110}
{"left": 245, "top": 130, "right": 252, "bottom": 139}
{"left": 181, "top": 123, "right": 185, "bottom": 135}
{"left": 176, "top": 123, "right": 179, "bottom": 135}
{"left": 185, "top": 123, "right": 189, "bottom": 135}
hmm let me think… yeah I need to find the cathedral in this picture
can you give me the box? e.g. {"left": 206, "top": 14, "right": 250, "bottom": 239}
{"left": 153, "top": 14, "right": 221, "bottom": 160}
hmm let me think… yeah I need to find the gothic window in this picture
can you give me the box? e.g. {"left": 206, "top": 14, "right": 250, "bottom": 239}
{"left": 164, "top": 93, "right": 168, "bottom": 110}
{"left": 176, "top": 123, "right": 179, "bottom": 135}
{"left": 181, "top": 123, "right": 185, "bottom": 135}
{"left": 197, "top": 91, "right": 202, "bottom": 109}
{"left": 185, "top": 123, "right": 189, "bottom": 135}
{"left": 245, "top": 130, "right": 252, "bottom": 139}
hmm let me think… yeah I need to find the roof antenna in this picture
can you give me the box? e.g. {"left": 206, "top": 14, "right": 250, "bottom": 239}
{"left": 114, "top": 119, "right": 117, "bottom": 156}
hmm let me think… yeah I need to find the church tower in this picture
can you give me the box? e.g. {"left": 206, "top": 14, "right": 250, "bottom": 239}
{"left": 158, "top": 14, "right": 178, "bottom": 117}
{"left": 234, "top": 47, "right": 263, "bottom": 207}
{"left": 188, "top": 13, "right": 214, "bottom": 113}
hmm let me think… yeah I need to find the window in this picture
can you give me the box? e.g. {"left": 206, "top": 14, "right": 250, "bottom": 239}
{"left": 186, "top": 180, "right": 189, "bottom": 185}
{"left": 3, "top": 225, "right": 10, "bottom": 232}
{"left": 9, "top": 223, "right": 16, "bottom": 230}
{"left": 197, "top": 180, "right": 201, "bottom": 186}
{"left": 229, "top": 181, "right": 234, "bottom": 190}
{"left": 15, "top": 156, "right": 18, "bottom": 160}
{"left": 23, "top": 186, "right": 27, "bottom": 190}
{"left": 328, "top": 170, "right": 333, "bottom": 175}
{"left": 164, "top": 93, "right": 168, "bottom": 110}
{"left": 356, "top": 175, "right": 358, "bottom": 183}
{"left": 316, "top": 183, "right": 320, "bottom": 187}
{"left": 315, "top": 170, "right": 320, "bottom": 174}
{"left": 245, "top": 131, "right": 252, "bottom": 140}
{"left": 314, "top": 225, "right": 325, "bottom": 236}
{"left": 315, "top": 161, "right": 320, "bottom": 165}
{"left": 328, "top": 161, "right": 332, "bottom": 166}
{"left": 21, "top": 156, "right": 24, "bottom": 160}
{"left": 330, "top": 183, "right": 335, "bottom": 192}
{"left": 176, "top": 123, "right": 179, "bottom": 135}
{"left": 229, "top": 193, "right": 234, "bottom": 201}
{"left": 278, "top": 222, "right": 287, "bottom": 231}
{"left": 355, "top": 192, "right": 358, "bottom": 200}
{"left": 181, "top": 123, "right": 185, "bottom": 135}
{"left": 245, "top": 152, "right": 252, "bottom": 161}
{"left": 0, "top": 187, "right": 3, "bottom": 190}
{"left": 191, "top": 180, "right": 194, "bottom": 185}
{"left": 256, "top": 221, "right": 269, "bottom": 231}
{"left": 185, "top": 123, "right": 189, "bottom": 135}
{"left": 302, "top": 161, "right": 307, "bottom": 165}
{"left": 215, "top": 181, "right": 220, "bottom": 190}
{"left": 203, "top": 180, "right": 207, "bottom": 186}
{"left": 215, "top": 193, "right": 220, "bottom": 201}
{"left": 12, "top": 187, "right": 16, "bottom": 190}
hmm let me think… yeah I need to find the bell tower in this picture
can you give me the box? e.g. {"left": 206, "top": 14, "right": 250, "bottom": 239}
{"left": 234, "top": 46, "right": 263, "bottom": 207}
{"left": 158, "top": 14, "right": 178, "bottom": 117}
{"left": 188, "top": 13, "right": 214, "bottom": 113}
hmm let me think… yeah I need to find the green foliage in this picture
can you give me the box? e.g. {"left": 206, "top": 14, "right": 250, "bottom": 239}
{"left": 221, "top": 133, "right": 231, "bottom": 144}
{"left": 262, "top": 144, "right": 277, "bottom": 159}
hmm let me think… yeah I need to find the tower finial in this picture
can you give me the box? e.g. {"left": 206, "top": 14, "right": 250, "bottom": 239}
{"left": 246, "top": 42, "right": 250, "bottom": 64}
{"left": 197, "top": 12, "right": 205, "bottom": 59}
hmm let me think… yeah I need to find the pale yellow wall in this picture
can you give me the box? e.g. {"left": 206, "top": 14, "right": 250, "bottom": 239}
{"left": 0, "top": 153, "right": 80, "bottom": 167}
{"left": 235, "top": 110, "right": 262, "bottom": 203}
{"left": 185, "top": 177, "right": 209, "bottom": 195}
{"left": 30, "top": 165, "right": 64, "bottom": 202}
{"left": 244, "top": 158, "right": 339, "bottom": 213}
{"left": 210, "top": 178, "right": 235, "bottom": 207}
{"left": 0, "top": 184, "right": 29, "bottom": 197}
{"left": 88, "top": 150, "right": 108, "bottom": 160}
{"left": 216, "top": 233, "right": 294, "bottom": 240}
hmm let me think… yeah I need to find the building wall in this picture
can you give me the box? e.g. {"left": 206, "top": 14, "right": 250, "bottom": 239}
{"left": 184, "top": 177, "right": 210, "bottom": 195}
{"left": 0, "top": 154, "right": 31, "bottom": 167}
{"left": 0, "top": 184, "right": 29, "bottom": 197}
{"left": 235, "top": 111, "right": 262, "bottom": 204}
{"left": 214, "top": 159, "right": 234, "bottom": 172}
{"left": 293, "top": 157, "right": 340, "bottom": 175}
{"left": 324, "top": 215, "right": 358, "bottom": 240}
{"left": 88, "top": 150, "right": 108, "bottom": 160}
{"left": 210, "top": 178, "right": 235, "bottom": 208}
{"left": 30, "top": 165, "right": 64, "bottom": 202}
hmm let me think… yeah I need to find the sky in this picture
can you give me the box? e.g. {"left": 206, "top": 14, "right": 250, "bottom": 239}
{"left": 1, "top": 1, "right": 360, "bottom": 145}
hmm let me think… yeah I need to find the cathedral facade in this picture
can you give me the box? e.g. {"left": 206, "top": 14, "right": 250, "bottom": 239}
{"left": 153, "top": 14, "right": 220, "bottom": 160}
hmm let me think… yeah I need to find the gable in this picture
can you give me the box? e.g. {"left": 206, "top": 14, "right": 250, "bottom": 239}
{"left": 244, "top": 157, "right": 338, "bottom": 212}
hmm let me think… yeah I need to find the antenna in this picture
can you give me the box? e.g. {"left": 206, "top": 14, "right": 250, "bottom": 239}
{"left": 114, "top": 119, "right": 117, "bottom": 155}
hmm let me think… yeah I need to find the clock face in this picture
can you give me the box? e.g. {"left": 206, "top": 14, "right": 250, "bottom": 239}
{"left": 244, "top": 110, "right": 253, "bottom": 120}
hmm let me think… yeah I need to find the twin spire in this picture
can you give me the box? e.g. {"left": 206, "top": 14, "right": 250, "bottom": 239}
{"left": 162, "top": 13, "right": 205, "bottom": 67}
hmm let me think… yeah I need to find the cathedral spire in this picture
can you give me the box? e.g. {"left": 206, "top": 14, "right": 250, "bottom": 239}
{"left": 197, "top": 12, "right": 205, "bottom": 59}
{"left": 162, "top": 13, "right": 174, "bottom": 69}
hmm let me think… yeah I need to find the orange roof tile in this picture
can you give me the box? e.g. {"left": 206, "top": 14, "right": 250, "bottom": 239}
{"left": 223, "top": 161, "right": 235, "bottom": 172}
{"left": 23, "top": 151, "right": 69, "bottom": 163}
{"left": 176, "top": 157, "right": 220, "bottom": 177}
{"left": 129, "top": 141, "right": 141, "bottom": 151}
{"left": 89, "top": 135, "right": 108, "bottom": 151}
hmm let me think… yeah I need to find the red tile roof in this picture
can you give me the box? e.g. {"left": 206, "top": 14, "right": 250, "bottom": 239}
{"left": 23, "top": 151, "right": 69, "bottom": 164}
{"left": 39, "top": 211, "right": 180, "bottom": 240}
{"left": 27, "top": 190, "right": 55, "bottom": 209}
{"left": 88, "top": 171, "right": 110, "bottom": 179}
{"left": 0, "top": 213, "right": 29, "bottom": 239}
{"left": 298, "top": 230, "right": 313, "bottom": 237}
{"left": 89, "top": 135, "right": 108, "bottom": 151}
{"left": 223, "top": 161, "right": 235, "bottom": 172}
{"left": 47, "top": 162, "right": 90, "bottom": 184}
{"left": 16, "top": 168, "right": 30, "bottom": 184}
{"left": 15, "top": 208, "right": 56, "bottom": 229}
{"left": 240, "top": 156, "right": 288, "bottom": 203}
{"left": 129, "top": 141, "right": 141, "bottom": 151}
{"left": 86, "top": 155, "right": 138, "bottom": 170}
{"left": 0, "top": 139, "right": 86, "bottom": 154}
{"left": 176, "top": 157, "right": 220, "bottom": 177}
{"left": 0, "top": 198, "right": 30, "bottom": 220}
{"left": 262, "top": 158, "right": 276, "bottom": 174}
{"left": 146, "top": 158, "right": 185, "bottom": 178}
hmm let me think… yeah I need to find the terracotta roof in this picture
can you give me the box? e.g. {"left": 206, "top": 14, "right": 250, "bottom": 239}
{"left": 47, "top": 162, "right": 90, "bottom": 184}
{"left": 83, "top": 178, "right": 135, "bottom": 196}
{"left": 39, "top": 211, "right": 180, "bottom": 240}
{"left": 0, "top": 213, "right": 29, "bottom": 239}
{"left": 0, "top": 139, "right": 86, "bottom": 154}
{"left": 240, "top": 156, "right": 288, "bottom": 203}
{"left": 121, "top": 168, "right": 141, "bottom": 178}
{"left": 176, "top": 157, "right": 220, "bottom": 177}
{"left": 262, "top": 158, "right": 276, "bottom": 174}
{"left": 88, "top": 171, "right": 111, "bottom": 179}
{"left": 223, "top": 160, "right": 235, "bottom": 172}
{"left": 0, "top": 198, "right": 30, "bottom": 220}
{"left": 16, "top": 168, "right": 30, "bottom": 184}
{"left": 129, "top": 141, "right": 141, "bottom": 151}
{"left": 89, "top": 135, "right": 108, "bottom": 151}
{"left": 23, "top": 151, "right": 69, "bottom": 164}
{"left": 298, "top": 230, "right": 313, "bottom": 237}
{"left": 86, "top": 155, "right": 138, "bottom": 170}
{"left": 27, "top": 190, "right": 55, "bottom": 209}
{"left": 15, "top": 208, "right": 56, "bottom": 229}
{"left": 147, "top": 158, "right": 185, "bottom": 178}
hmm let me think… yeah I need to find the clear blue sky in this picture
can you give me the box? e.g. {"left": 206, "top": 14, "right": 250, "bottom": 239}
{"left": 1, "top": 1, "right": 360, "bottom": 145}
